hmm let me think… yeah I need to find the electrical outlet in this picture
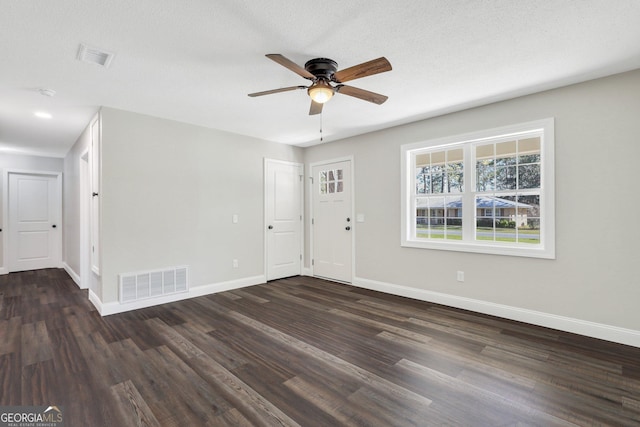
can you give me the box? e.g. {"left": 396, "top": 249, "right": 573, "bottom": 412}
{"left": 457, "top": 271, "right": 464, "bottom": 282}
{"left": 233, "top": 259, "right": 239, "bottom": 268}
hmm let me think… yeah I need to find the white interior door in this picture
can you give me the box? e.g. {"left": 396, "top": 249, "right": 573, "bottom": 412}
{"left": 266, "top": 159, "right": 302, "bottom": 280}
{"left": 8, "top": 172, "right": 61, "bottom": 272}
{"left": 312, "top": 160, "right": 352, "bottom": 283}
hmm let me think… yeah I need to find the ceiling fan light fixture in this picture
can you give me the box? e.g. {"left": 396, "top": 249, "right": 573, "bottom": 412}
{"left": 308, "top": 80, "right": 334, "bottom": 104}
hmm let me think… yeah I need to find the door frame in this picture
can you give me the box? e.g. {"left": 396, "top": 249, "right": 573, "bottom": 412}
{"left": 308, "top": 156, "right": 355, "bottom": 283}
{"left": 79, "top": 150, "right": 90, "bottom": 289}
{"left": 2, "top": 169, "right": 63, "bottom": 274}
{"left": 264, "top": 158, "right": 304, "bottom": 280}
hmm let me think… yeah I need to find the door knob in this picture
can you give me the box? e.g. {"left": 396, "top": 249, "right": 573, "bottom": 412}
{"left": 92, "top": 192, "right": 99, "bottom": 197}
{"left": 346, "top": 217, "right": 351, "bottom": 222}
{"left": 268, "top": 225, "right": 273, "bottom": 230}
{"left": 345, "top": 226, "right": 351, "bottom": 231}
{"left": 52, "top": 224, "right": 57, "bottom": 228}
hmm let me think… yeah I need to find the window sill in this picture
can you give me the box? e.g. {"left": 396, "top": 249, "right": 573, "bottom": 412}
{"left": 401, "top": 238, "right": 555, "bottom": 259}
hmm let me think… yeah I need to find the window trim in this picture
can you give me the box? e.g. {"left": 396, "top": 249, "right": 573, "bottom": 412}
{"left": 401, "top": 118, "right": 555, "bottom": 259}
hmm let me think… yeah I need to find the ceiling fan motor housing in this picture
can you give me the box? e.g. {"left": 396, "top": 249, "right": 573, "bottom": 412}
{"left": 304, "top": 58, "right": 338, "bottom": 80}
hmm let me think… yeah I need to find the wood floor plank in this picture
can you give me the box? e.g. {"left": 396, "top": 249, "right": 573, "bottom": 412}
{"left": 284, "top": 375, "right": 379, "bottom": 426}
{"left": 21, "top": 321, "right": 53, "bottom": 366}
{"left": 111, "top": 379, "right": 161, "bottom": 427}
{"left": 21, "top": 359, "right": 57, "bottom": 405}
{"left": 0, "top": 317, "right": 22, "bottom": 356}
{"left": 0, "top": 352, "right": 21, "bottom": 405}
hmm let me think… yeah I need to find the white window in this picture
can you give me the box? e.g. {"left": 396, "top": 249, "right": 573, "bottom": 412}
{"left": 401, "top": 118, "right": 555, "bottom": 259}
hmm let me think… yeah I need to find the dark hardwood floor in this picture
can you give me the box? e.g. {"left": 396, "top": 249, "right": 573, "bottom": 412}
{"left": 1, "top": 269, "right": 640, "bottom": 426}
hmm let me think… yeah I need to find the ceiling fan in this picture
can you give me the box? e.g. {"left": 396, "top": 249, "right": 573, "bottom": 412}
{"left": 248, "top": 54, "right": 392, "bottom": 115}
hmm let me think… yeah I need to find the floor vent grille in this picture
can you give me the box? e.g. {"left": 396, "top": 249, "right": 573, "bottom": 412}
{"left": 119, "top": 266, "right": 188, "bottom": 303}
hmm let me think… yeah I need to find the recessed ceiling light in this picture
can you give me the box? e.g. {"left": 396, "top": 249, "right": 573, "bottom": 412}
{"left": 34, "top": 111, "right": 52, "bottom": 119}
{"left": 77, "top": 43, "right": 115, "bottom": 68}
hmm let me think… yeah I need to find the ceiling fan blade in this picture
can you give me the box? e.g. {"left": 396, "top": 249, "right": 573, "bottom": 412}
{"left": 336, "top": 85, "right": 388, "bottom": 105}
{"left": 333, "top": 57, "right": 392, "bottom": 83}
{"left": 266, "top": 54, "right": 315, "bottom": 80}
{"left": 309, "top": 100, "right": 323, "bottom": 115}
{"left": 248, "top": 86, "right": 307, "bottom": 97}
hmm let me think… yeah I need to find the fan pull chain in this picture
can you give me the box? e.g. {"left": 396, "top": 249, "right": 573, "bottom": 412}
{"left": 320, "top": 112, "right": 323, "bottom": 142}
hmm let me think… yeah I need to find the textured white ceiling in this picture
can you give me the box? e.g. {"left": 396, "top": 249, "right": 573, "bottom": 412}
{"left": 2, "top": 0, "right": 640, "bottom": 157}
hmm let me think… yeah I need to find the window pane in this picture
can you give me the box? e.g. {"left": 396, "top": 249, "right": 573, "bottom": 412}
{"left": 328, "top": 182, "right": 335, "bottom": 193}
{"left": 416, "top": 198, "right": 428, "bottom": 239}
{"left": 416, "top": 167, "right": 430, "bottom": 194}
{"left": 516, "top": 194, "right": 540, "bottom": 244}
{"left": 448, "top": 148, "right": 463, "bottom": 162}
{"left": 496, "top": 140, "right": 517, "bottom": 165}
{"left": 431, "top": 151, "right": 446, "bottom": 165}
{"left": 336, "top": 169, "right": 343, "bottom": 180}
{"left": 430, "top": 196, "right": 445, "bottom": 239}
{"left": 319, "top": 171, "right": 327, "bottom": 182}
{"left": 445, "top": 195, "right": 463, "bottom": 240}
{"left": 518, "top": 164, "right": 540, "bottom": 189}
{"left": 475, "top": 196, "right": 494, "bottom": 241}
{"left": 431, "top": 165, "right": 445, "bottom": 194}
{"left": 447, "top": 162, "right": 464, "bottom": 193}
{"left": 336, "top": 181, "right": 343, "bottom": 192}
{"left": 518, "top": 153, "right": 540, "bottom": 164}
{"left": 320, "top": 183, "right": 327, "bottom": 194}
{"left": 476, "top": 144, "right": 494, "bottom": 159}
{"left": 476, "top": 159, "right": 494, "bottom": 191}
{"left": 518, "top": 137, "right": 540, "bottom": 157}
{"left": 496, "top": 166, "right": 517, "bottom": 190}
{"left": 415, "top": 153, "right": 430, "bottom": 168}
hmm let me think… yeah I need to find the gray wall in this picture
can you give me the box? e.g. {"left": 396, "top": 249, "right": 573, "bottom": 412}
{"left": 99, "top": 108, "right": 303, "bottom": 303}
{"left": 63, "top": 123, "right": 91, "bottom": 279}
{"left": 0, "top": 153, "right": 64, "bottom": 269}
{"left": 303, "top": 69, "right": 640, "bottom": 331}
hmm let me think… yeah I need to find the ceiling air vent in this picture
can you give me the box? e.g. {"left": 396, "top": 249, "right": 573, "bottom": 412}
{"left": 76, "top": 43, "right": 115, "bottom": 68}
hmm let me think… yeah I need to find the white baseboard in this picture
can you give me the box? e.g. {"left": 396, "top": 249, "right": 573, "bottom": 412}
{"left": 63, "top": 262, "right": 86, "bottom": 289}
{"left": 0, "top": 267, "right": 6, "bottom": 275}
{"left": 96, "top": 274, "right": 266, "bottom": 316}
{"left": 352, "top": 276, "right": 640, "bottom": 348}
{"left": 301, "top": 267, "right": 313, "bottom": 276}
{"left": 88, "top": 289, "right": 103, "bottom": 313}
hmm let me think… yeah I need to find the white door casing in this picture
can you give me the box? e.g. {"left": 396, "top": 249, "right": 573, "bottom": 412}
{"left": 90, "top": 114, "right": 101, "bottom": 275}
{"left": 79, "top": 150, "right": 90, "bottom": 289}
{"left": 265, "top": 159, "right": 303, "bottom": 281}
{"left": 311, "top": 159, "right": 352, "bottom": 283}
{"left": 8, "top": 172, "right": 62, "bottom": 272}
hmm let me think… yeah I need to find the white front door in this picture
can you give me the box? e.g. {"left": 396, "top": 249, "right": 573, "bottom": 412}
{"left": 265, "top": 159, "right": 302, "bottom": 280}
{"left": 8, "top": 172, "right": 61, "bottom": 272}
{"left": 312, "top": 160, "right": 352, "bottom": 283}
